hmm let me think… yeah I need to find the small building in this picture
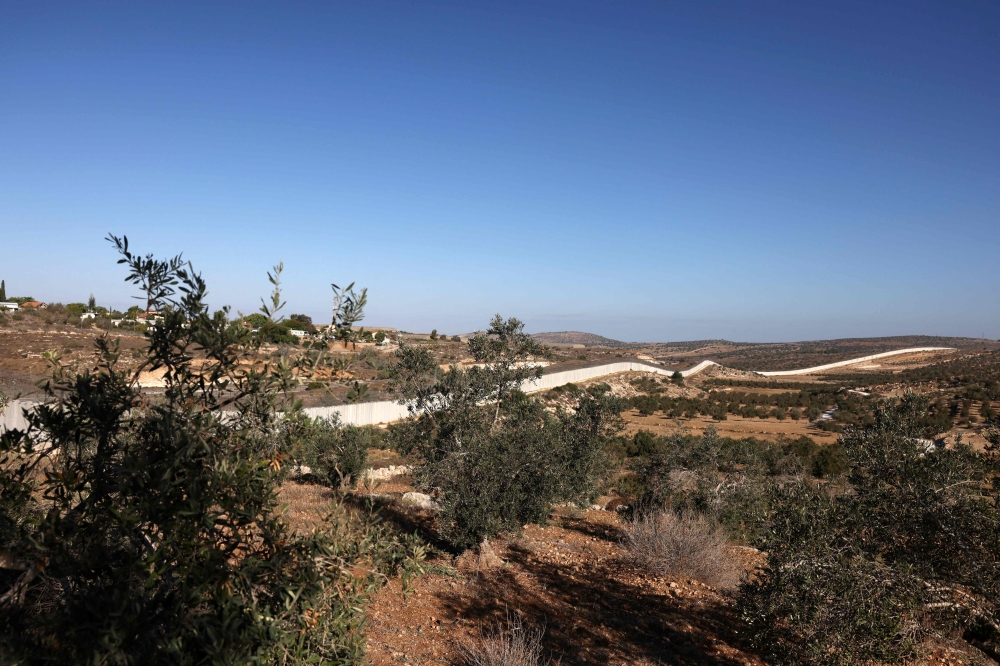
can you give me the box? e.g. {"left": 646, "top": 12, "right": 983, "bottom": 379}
{"left": 80, "top": 312, "right": 97, "bottom": 320}
{"left": 0, "top": 302, "right": 18, "bottom": 311}
{"left": 20, "top": 301, "right": 46, "bottom": 309}
{"left": 290, "top": 329, "right": 310, "bottom": 338}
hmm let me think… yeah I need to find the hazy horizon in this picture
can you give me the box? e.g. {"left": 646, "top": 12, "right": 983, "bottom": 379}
{"left": 2, "top": 2, "right": 998, "bottom": 342}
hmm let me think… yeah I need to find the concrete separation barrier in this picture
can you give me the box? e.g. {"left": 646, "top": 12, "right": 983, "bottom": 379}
{"left": 0, "top": 347, "right": 956, "bottom": 431}
{"left": 305, "top": 400, "right": 413, "bottom": 426}
{"left": 755, "top": 347, "right": 954, "bottom": 377}
{"left": 0, "top": 400, "right": 33, "bottom": 433}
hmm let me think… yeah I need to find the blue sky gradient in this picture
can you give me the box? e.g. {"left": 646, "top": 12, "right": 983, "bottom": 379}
{"left": 2, "top": 2, "right": 998, "bottom": 341}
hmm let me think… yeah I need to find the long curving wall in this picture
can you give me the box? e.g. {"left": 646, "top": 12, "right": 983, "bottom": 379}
{"left": 755, "top": 347, "right": 954, "bottom": 376}
{"left": 0, "top": 347, "right": 955, "bottom": 431}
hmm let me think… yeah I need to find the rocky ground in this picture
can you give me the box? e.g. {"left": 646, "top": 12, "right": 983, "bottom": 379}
{"left": 280, "top": 476, "right": 765, "bottom": 666}
{"left": 280, "top": 471, "right": 985, "bottom": 666}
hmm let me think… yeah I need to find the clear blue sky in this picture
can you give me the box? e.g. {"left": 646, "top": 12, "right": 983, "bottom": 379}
{"left": 2, "top": 2, "right": 998, "bottom": 342}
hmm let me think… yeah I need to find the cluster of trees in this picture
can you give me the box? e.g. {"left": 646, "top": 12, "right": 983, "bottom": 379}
{"left": 625, "top": 381, "right": 879, "bottom": 426}
{"left": 0, "top": 279, "right": 38, "bottom": 305}
{"left": 822, "top": 349, "right": 1000, "bottom": 388}
{"left": 0, "top": 281, "right": 31, "bottom": 304}
{"left": 427, "top": 329, "right": 462, "bottom": 343}
{"left": 741, "top": 397, "right": 1000, "bottom": 663}
{"left": 615, "top": 395, "right": 1000, "bottom": 663}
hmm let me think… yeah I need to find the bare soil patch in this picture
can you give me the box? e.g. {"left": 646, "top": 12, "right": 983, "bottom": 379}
{"left": 364, "top": 510, "right": 763, "bottom": 666}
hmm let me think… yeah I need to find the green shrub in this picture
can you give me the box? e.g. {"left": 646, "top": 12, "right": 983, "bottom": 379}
{"left": 739, "top": 394, "right": 1000, "bottom": 664}
{"left": 630, "top": 427, "right": 805, "bottom": 543}
{"left": 389, "top": 316, "right": 622, "bottom": 550}
{"left": 257, "top": 320, "right": 297, "bottom": 345}
{"left": 318, "top": 425, "right": 371, "bottom": 487}
{"left": 293, "top": 420, "right": 375, "bottom": 488}
{"left": 812, "top": 443, "right": 846, "bottom": 477}
{"left": 626, "top": 429, "right": 662, "bottom": 457}
{"left": 817, "top": 419, "right": 843, "bottom": 432}
{"left": 430, "top": 391, "right": 621, "bottom": 550}
{"left": 779, "top": 435, "right": 845, "bottom": 478}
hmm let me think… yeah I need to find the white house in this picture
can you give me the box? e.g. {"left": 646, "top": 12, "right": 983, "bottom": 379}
{"left": 0, "top": 302, "right": 18, "bottom": 311}
{"left": 80, "top": 312, "right": 97, "bottom": 320}
{"left": 290, "top": 329, "right": 310, "bottom": 338}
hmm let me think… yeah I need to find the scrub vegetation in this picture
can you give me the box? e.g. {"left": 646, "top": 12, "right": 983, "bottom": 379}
{"left": 2, "top": 243, "right": 999, "bottom": 664}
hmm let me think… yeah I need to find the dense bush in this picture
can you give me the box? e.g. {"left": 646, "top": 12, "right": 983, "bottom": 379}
{"left": 433, "top": 391, "right": 623, "bottom": 549}
{"left": 258, "top": 319, "right": 298, "bottom": 345}
{"left": 738, "top": 394, "right": 1000, "bottom": 664}
{"left": 389, "top": 316, "right": 623, "bottom": 549}
{"left": 623, "top": 428, "right": 843, "bottom": 545}
{"left": 293, "top": 419, "right": 375, "bottom": 488}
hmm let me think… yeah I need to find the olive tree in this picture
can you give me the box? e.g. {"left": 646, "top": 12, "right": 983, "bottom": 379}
{"left": 389, "top": 315, "right": 623, "bottom": 549}
{"left": 739, "top": 394, "right": 1000, "bottom": 664}
{"left": 0, "top": 237, "right": 383, "bottom": 665}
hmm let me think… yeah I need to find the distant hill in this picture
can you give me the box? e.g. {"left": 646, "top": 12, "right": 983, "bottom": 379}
{"left": 530, "top": 331, "right": 630, "bottom": 348}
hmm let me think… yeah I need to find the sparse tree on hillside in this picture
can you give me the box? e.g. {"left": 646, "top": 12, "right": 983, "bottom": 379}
{"left": 330, "top": 282, "right": 367, "bottom": 348}
{"left": 467, "top": 316, "right": 544, "bottom": 429}
{"left": 0, "top": 280, "right": 5, "bottom": 302}
{"left": 671, "top": 371, "right": 684, "bottom": 386}
{"left": 429, "top": 329, "right": 438, "bottom": 341}
{"left": 259, "top": 261, "right": 286, "bottom": 322}
{"left": 87, "top": 294, "right": 96, "bottom": 311}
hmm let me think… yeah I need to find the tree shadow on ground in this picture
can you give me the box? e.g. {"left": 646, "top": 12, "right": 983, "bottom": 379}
{"left": 433, "top": 515, "right": 755, "bottom": 666}
{"left": 342, "top": 494, "right": 457, "bottom": 553}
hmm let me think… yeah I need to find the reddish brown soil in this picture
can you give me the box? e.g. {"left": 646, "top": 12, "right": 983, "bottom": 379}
{"left": 276, "top": 470, "right": 993, "bottom": 666}
{"left": 364, "top": 510, "right": 764, "bottom": 666}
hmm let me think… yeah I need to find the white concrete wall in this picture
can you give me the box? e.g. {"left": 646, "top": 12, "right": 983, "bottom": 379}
{"left": 0, "top": 400, "right": 33, "bottom": 433}
{"left": 303, "top": 400, "right": 413, "bottom": 425}
{"left": 300, "top": 360, "right": 694, "bottom": 425}
{"left": 756, "top": 347, "right": 954, "bottom": 376}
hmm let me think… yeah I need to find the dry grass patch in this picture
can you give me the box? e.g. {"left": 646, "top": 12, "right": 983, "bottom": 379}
{"left": 625, "top": 512, "right": 744, "bottom": 590}
{"left": 460, "top": 612, "right": 554, "bottom": 666}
